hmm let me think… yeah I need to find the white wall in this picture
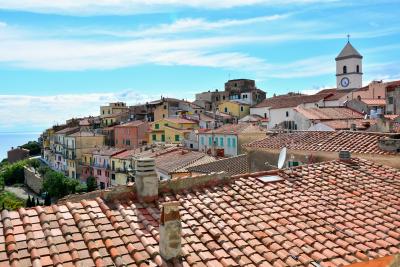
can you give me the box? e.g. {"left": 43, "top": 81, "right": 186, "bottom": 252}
{"left": 336, "top": 57, "right": 362, "bottom": 89}
{"left": 198, "top": 133, "right": 238, "bottom": 156}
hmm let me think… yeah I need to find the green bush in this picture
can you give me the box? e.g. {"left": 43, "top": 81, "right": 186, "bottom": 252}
{"left": 1, "top": 160, "right": 26, "bottom": 186}
{"left": 86, "top": 176, "right": 98, "bottom": 192}
{"left": 21, "top": 141, "right": 41, "bottom": 156}
{"left": 0, "top": 191, "right": 25, "bottom": 210}
{"left": 27, "top": 159, "right": 41, "bottom": 169}
{"left": 42, "top": 170, "right": 81, "bottom": 199}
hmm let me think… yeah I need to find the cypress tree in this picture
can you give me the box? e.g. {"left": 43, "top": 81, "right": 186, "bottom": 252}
{"left": 44, "top": 193, "right": 51, "bottom": 206}
{"left": 36, "top": 198, "right": 40, "bottom": 206}
{"left": 26, "top": 196, "right": 32, "bottom": 207}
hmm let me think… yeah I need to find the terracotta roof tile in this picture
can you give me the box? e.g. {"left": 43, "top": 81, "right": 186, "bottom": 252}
{"left": 244, "top": 130, "right": 399, "bottom": 155}
{"left": 1, "top": 158, "right": 400, "bottom": 266}
{"left": 187, "top": 154, "right": 249, "bottom": 176}
{"left": 254, "top": 93, "right": 331, "bottom": 109}
{"left": 294, "top": 106, "right": 363, "bottom": 120}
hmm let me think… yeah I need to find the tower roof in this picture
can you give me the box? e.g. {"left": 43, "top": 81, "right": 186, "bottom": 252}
{"left": 335, "top": 41, "right": 362, "bottom": 60}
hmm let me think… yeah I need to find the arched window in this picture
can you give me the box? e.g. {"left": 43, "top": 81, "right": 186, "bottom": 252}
{"left": 343, "top": 65, "right": 347, "bottom": 74}
{"left": 356, "top": 65, "right": 360, "bottom": 73}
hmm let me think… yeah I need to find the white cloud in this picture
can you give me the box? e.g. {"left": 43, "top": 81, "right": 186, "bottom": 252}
{"left": 0, "top": 0, "right": 338, "bottom": 15}
{"left": 0, "top": 90, "right": 158, "bottom": 131}
{"left": 102, "top": 15, "right": 290, "bottom": 37}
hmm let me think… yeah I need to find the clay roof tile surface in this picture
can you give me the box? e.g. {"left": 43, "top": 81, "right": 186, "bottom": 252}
{"left": 1, "top": 158, "right": 400, "bottom": 266}
{"left": 244, "top": 130, "right": 399, "bottom": 155}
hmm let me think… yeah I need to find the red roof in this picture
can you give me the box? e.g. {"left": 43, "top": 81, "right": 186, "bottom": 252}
{"left": 115, "top": 121, "right": 146, "bottom": 128}
{"left": 200, "top": 123, "right": 265, "bottom": 135}
{"left": 361, "top": 99, "right": 386, "bottom": 106}
{"left": 294, "top": 107, "right": 364, "bottom": 120}
{"left": 1, "top": 158, "right": 400, "bottom": 266}
{"left": 254, "top": 93, "right": 331, "bottom": 109}
{"left": 164, "top": 118, "right": 197, "bottom": 124}
{"left": 245, "top": 130, "right": 399, "bottom": 155}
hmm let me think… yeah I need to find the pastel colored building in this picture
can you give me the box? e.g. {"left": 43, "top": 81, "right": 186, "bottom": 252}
{"left": 91, "top": 148, "right": 126, "bottom": 189}
{"left": 100, "top": 102, "right": 129, "bottom": 118}
{"left": 110, "top": 149, "right": 137, "bottom": 186}
{"left": 148, "top": 118, "right": 198, "bottom": 144}
{"left": 198, "top": 123, "right": 265, "bottom": 157}
{"left": 218, "top": 100, "right": 250, "bottom": 119}
{"left": 114, "top": 121, "right": 148, "bottom": 149}
{"left": 64, "top": 131, "right": 105, "bottom": 180}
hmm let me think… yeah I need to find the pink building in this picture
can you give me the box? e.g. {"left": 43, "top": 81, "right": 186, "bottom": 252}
{"left": 114, "top": 121, "right": 148, "bottom": 149}
{"left": 91, "top": 148, "right": 126, "bottom": 189}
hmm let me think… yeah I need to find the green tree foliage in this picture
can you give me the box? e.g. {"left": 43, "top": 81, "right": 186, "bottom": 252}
{"left": 0, "top": 191, "right": 25, "bottom": 210}
{"left": 1, "top": 160, "right": 26, "bottom": 185}
{"left": 86, "top": 176, "right": 98, "bottom": 192}
{"left": 43, "top": 170, "right": 80, "bottom": 199}
{"left": 21, "top": 141, "right": 41, "bottom": 156}
{"left": 27, "top": 159, "right": 41, "bottom": 169}
{"left": 44, "top": 193, "right": 51, "bottom": 206}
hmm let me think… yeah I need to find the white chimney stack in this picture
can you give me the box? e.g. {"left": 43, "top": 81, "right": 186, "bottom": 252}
{"left": 159, "top": 201, "right": 182, "bottom": 261}
{"left": 135, "top": 158, "right": 158, "bottom": 202}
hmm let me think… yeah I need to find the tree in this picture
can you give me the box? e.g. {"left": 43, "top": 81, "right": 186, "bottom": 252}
{"left": 86, "top": 176, "right": 98, "bottom": 192}
{"left": 36, "top": 198, "right": 40, "bottom": 206}
{"left": 1, "top": 161, "right": 26, "bottom": 185}
{"left": 21, "top": 141, "right": 41, "bottom": 156}
{"left": 42, "top": 170, "right": 81, "bottom": 199}
{"left": 27, "top": 159, "right": 40, "bottom": 169}
{"left": 31, "top": 197, "right": 36, "bottom": 207}
{"left": 44, "top": 193, "right": 51, "bottom": 206}
{"left": 26, "top": 196, "right": 32, "bottom": 207}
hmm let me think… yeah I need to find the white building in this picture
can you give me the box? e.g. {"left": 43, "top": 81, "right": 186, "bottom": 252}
{"left": 336, "top": 41, "right": 363, "bottom": 90}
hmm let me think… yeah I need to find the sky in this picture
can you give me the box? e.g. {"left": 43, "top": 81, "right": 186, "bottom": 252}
{"left": 0, "top": 0, "right": 399, "bottom": 133}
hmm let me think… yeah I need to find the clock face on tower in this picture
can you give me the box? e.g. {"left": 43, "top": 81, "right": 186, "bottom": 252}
{"left": 340, "top": 77, "right": 350, "bottom": 87}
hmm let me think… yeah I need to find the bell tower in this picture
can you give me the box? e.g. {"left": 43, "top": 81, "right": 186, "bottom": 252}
{"left": 336, "top": 36, "right": 363, "bottom": 89}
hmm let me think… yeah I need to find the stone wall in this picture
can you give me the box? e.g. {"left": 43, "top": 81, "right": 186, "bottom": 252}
{"left": 24, "top": 167, "right": 43, "bottom": 194}
{"left": 58, "top": 171, "right": 229, "bottom": 204}
{"left": 378, "top": 137, "right": 400, "bottom": 152}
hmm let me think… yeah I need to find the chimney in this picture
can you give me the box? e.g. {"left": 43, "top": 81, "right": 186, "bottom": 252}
{"left": 350, "top": 123, "right": 357, "bottom": 131}
{"left": 135, "top": 158, "right": 158, "bottom": 202}
{"left": 159, "top": 201, "right": 182, "bottom": 261}
{"left": 339, "top": 150, "right": 351, "bottom": 162}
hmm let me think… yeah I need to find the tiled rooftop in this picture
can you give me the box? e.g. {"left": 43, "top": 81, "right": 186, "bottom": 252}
{"left": 244, "top": 131, "right": 400, "bottom": 155}
{"left": 155, "top": 149, "right": 215, "bottom": 174}
{"left": 187, "top": 154, "right": 249, "bottom": 176}
{"left": 361, "top": 99, "right": 386, "bottom": 106}
{"left": 92, "top": 147, "right": 127, "bottom": 157}
{"left": 319, "top": 120, "right": 375, "bottom": 131}
{"left": 115, "top": 121, "right": 146, "bottom": 128}
{"left": 200, "top": 123, "right": 265, "bottom": 135}
{"left": 294, "top": 107, "right": 363, "bottom": 121}
{"left": 1, "top": 158, "right": 400, "bottom": 266}
{"left": 253, "top": 94, "right": 330, "bottom": 109}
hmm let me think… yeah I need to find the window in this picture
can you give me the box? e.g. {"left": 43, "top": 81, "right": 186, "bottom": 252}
{"left": 163, "top": 105, "right": 167, "bottom": 109}
{"left": 175, "top": 135, "right": 180, "bottom": 141}
{"left": 97, "top": 169, "right": 101, "bottom": 175}
{"left": 165, "top": 123, "right": 168, "bottom": 126}
{"left": 232, "top": 138, "right": 236, "bottom": 147}
{"left": 264, "top": 113, "right": 267, "bottom": 118}
{"left": 356, "top": 65, "right": 360, "bottom": 73}
{"left": 111, "top": 174, "right": 115, "bottom": 180}
{"left": 102, "top": 110, "right": 105, "bottom": 114}
{"left": 343, "top": 65, "right": 347, "bottom": 74}
{"left": 388, "top": 97, "right": 394, "bottom": 104}
{"left": 286, "top": 111, "right": 289, "bottom": 117}
{"left": 224, "top": 107, "right": 228, "bottom": 113}
{"left": 227, "top": 138, "right": 231, "bottom": 147}
{"left": 152, "top": 134, "right": 157, "bottom": 141}
{"left": 161, "top": 134, "right": 165, "bottom": 142}
{"left": 240, "top": 106, "right": 244, "bottom": 112}
{"left": 223, "top": 96, "right": 225, "bottom": 100}
{"left": 126, "top": 140, "right": 130, "bottom": 146}
{"left": 201, "top": 136, "right": 205, "bottom": 145}
{"left": 155, "top": 123, "right": 159, "bottom": 129}
{"left": 162, "top": 114, "right": 165, "bottom": 118}
{"left": 220, "top": 137, "right": 224, "bottom": 146}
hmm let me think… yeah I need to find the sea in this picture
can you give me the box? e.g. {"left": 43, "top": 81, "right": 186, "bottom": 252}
{"left": 0, "top": 132, "right": 41, "bottom": 161}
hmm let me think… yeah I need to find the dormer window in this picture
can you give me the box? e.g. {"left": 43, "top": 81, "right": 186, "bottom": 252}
{"left": 343, "top": 66, "right": 347, "bottom": 74}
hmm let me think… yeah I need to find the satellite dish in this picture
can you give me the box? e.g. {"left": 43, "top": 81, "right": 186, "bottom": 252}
{"left": 277, "top": 147, "right": 287, "bottom": 169}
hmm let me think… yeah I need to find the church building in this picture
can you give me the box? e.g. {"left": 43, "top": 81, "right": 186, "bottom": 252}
{"left": 335, "top": 40, "right": 363, "bottom": 89}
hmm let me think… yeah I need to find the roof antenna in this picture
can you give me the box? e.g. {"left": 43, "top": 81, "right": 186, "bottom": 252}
{"left": 347, "top": 34, "right": 350, "bottom": 43}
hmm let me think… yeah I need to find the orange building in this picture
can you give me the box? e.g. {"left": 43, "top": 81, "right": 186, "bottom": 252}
{"left": 114, "top": 121, "right": 148, "bottom": 149}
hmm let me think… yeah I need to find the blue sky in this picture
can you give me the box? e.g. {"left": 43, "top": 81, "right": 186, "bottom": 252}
{"left": 0, "top": 0, "right": 399, "bottom": 132}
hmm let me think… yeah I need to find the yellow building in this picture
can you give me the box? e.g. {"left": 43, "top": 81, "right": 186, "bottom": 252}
{"left": 148, "top": 118, "right": 198, "bottom": 144}
{"left": 110, "top": 149, "right": 136, "bottom": 186}
{"left": 218, "top": 100, "right": 250, "bottom": 119}
{"left": 64, "top": 131, "right": 105, "bottom": 180}
{"left": 100, "top": 102, "right": 129, "bottom": 118}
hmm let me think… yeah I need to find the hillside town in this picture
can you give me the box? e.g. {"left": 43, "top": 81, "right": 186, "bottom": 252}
{"left": 1, "top": 42, "right": 400, "bottom": 267}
